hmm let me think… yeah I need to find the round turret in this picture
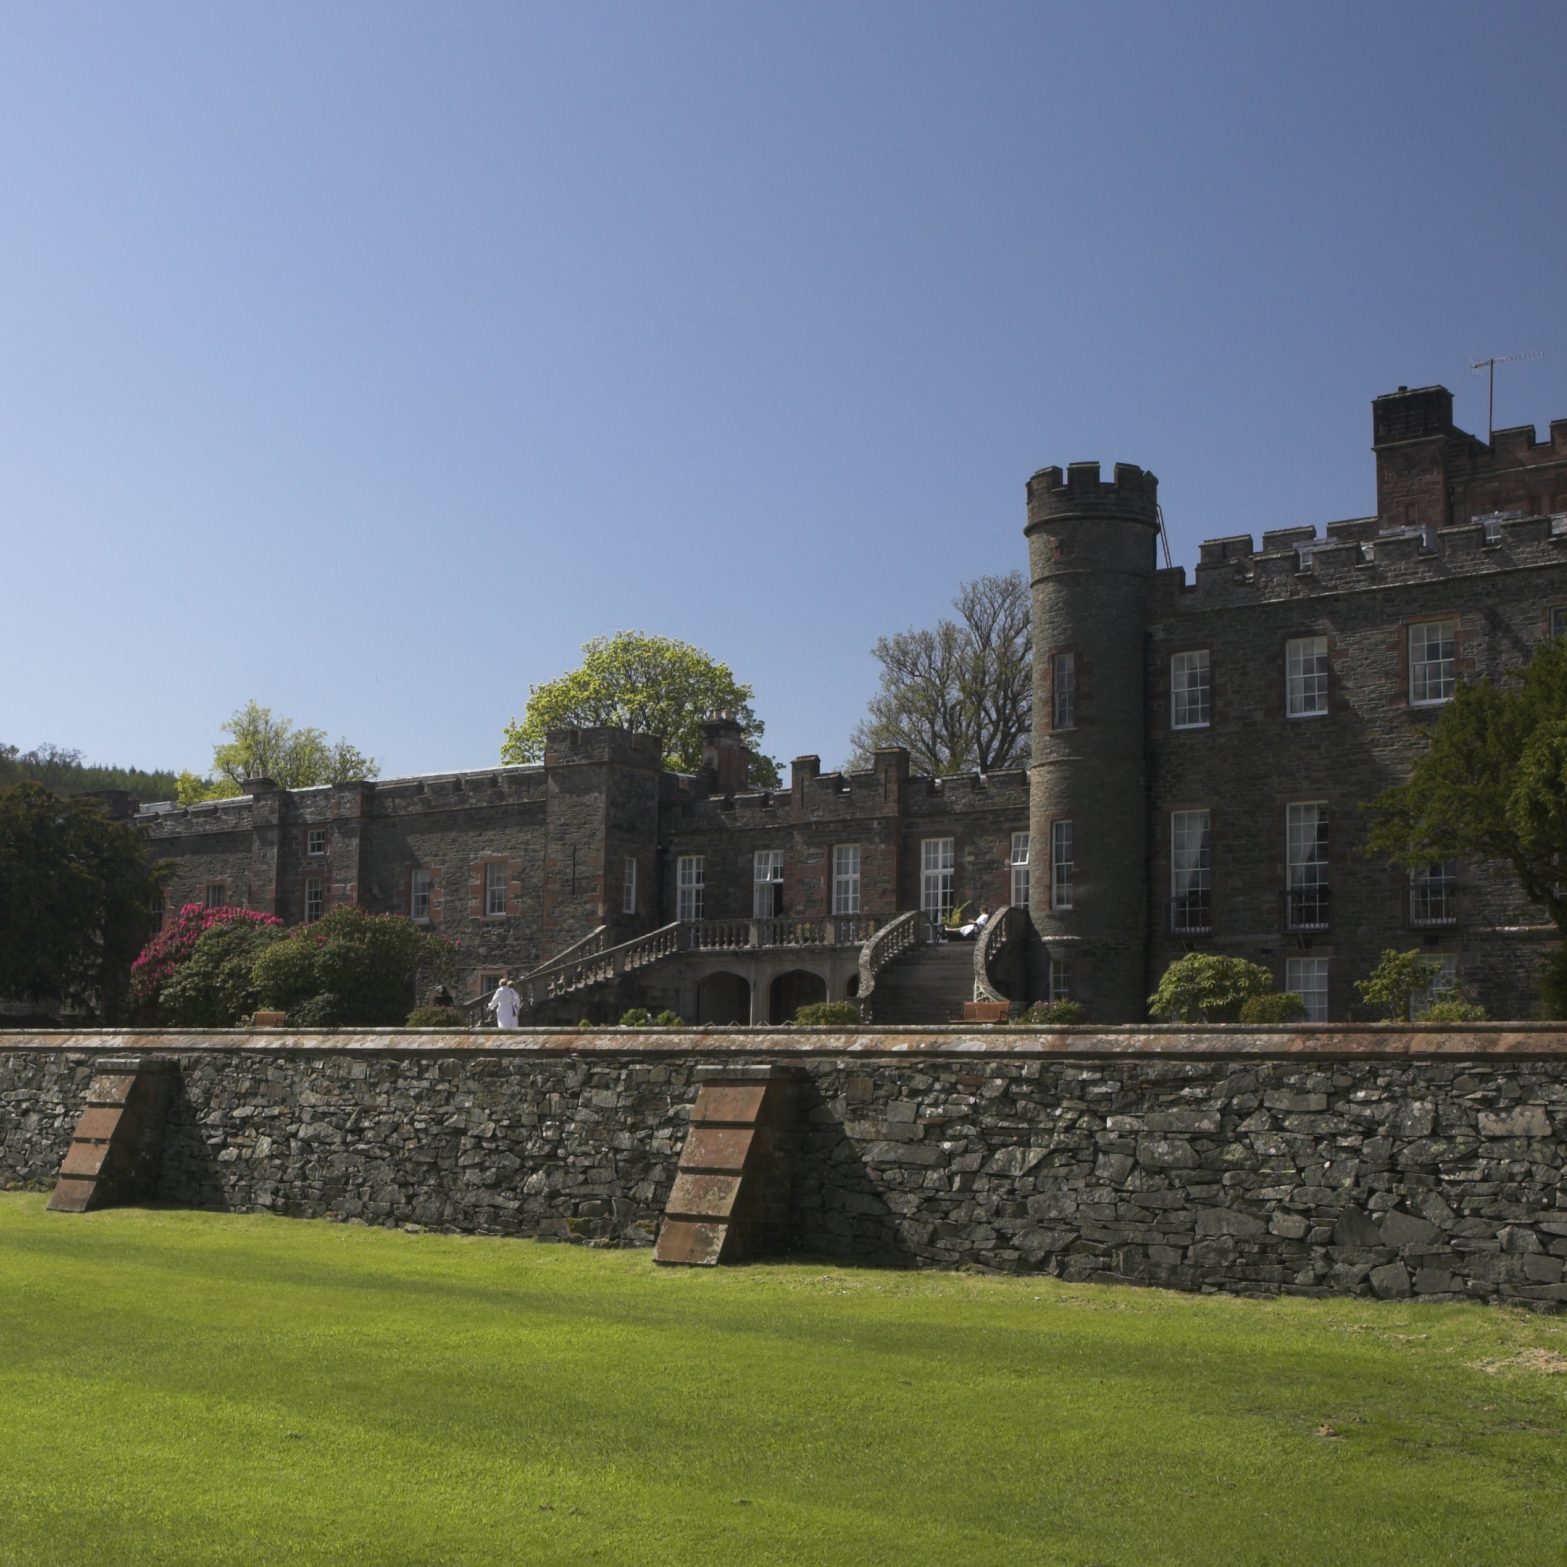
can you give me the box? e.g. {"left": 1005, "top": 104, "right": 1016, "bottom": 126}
{"left": 1025, "top": 461, "right": 1158, "bottom": 1023}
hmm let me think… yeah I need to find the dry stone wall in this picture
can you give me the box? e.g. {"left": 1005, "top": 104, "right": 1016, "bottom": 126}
{"left": 3, "top": 1028, "right": 1566, "bottom": 1308}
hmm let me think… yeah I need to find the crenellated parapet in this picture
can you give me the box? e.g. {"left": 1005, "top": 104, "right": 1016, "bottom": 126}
{"left": 1025, "top": 461, "right": 1159, "bottom": 531}
{"left": 678, "top": 758, "right": 1028, "bottom": 832}
{"left": 1491, "top": 419, "right": 1567, "bottom": 464}
{"left": 1150, "top": 510, "right": 1567, "bottom": 614}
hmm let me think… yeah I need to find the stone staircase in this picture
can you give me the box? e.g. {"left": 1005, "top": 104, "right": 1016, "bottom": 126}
{"left": 866, "top": 941, "right": 976, "bottom": 1023}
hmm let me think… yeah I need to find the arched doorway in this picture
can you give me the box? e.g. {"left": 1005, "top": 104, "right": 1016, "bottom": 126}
{"left": 769, "top": 968, "right": 826, "bottom": 1024}
{"left": 696, "top": 971, "right": 751, "bottom": 1025}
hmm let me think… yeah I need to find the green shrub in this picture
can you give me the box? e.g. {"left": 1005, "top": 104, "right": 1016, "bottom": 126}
{"left": 619, "top": 1007, "right": 652, "bottom": 1026}
{"left": 794, "top": 1000, "right": 861, "bottom": 1026}
{"left": 577, "top": 1018, "right": 592, "bottom": 1029}
{"left": 131, "top": 903, "right": 283, "bottom": 1022}
{"left": 288, "top": 992, "right": 344, "bottom": 1028}
{"left": 1238, "top": 992, "right": 1307, "bottom": 1024}
{"left": 252, "top": 906, "right": 458, "bottom": 1028}
{"left": 157, "top": 917, "right": 285, "bottom": 1026}
{"left": 1355, "top": 949, "right": 1443, "bottom": 1021}
{"left": 405, "top": 1006, "right": 463, "bottom": 1028}
{"left": 1148, "top": 954, "right": 1276, "bottom": 1023}
{"left": 1019, "top": 1000, "right": 1085, "bottom": 1025}
{"left": 1421, "top": 999, "right": 1488, "bottom": 1022}
{"left": 1536, "top": 946, "right": 1567, "bottom": 1019}
{"left": 653, "top": 1009, "right": 684, "bottom": 1027}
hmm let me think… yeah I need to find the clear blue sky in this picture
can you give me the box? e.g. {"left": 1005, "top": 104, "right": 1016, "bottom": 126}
{"left": 5, "top": 0, "right": 1565, "bottom": 784}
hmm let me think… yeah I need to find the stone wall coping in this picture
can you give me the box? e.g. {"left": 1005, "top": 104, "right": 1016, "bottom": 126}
{"left": 4, "top": 1024, "right": 1567, "bottom": 1061}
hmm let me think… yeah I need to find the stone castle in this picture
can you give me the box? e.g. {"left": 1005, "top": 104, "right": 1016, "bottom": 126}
{"left": 138, "top": 383, "right": 1567, "bottom": 1024}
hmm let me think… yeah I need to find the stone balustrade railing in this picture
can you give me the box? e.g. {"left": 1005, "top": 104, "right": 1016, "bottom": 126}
{"left": 973, "top": 904, "right": 1023, "bottom": 1005}
{"left": 470, "top": 915, "right": 888, "bottom": 1013}
{"left": 856, "top": 910, "right": 923, "bottom": 1021}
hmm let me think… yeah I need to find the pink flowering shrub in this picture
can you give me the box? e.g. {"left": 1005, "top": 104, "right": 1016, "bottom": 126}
{"left": 129, "top": 903, "right": 283, "bottom": 1015}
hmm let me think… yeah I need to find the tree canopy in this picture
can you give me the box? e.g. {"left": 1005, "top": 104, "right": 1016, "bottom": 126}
{"left": 501, "top": 632, "right": 780, "bottom": 787}
{"left": 1365, "top": 638, "right": 1567, "bottom": 935}
{"left": 177, "top": 702, "right": 380, "bottom": 804}
{"left": 848, "top": 571, "right": 1032, "bottom": 775}
{"left": 0, "top": 782, "right": 164, "bottom": 1019}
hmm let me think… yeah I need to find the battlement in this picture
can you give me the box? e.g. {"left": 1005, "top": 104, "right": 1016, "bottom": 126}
{"left": 1154, "top": 509, "right": 1567, "bottom": 613}
{"left": 1489, "top": 419, "right": 1567, "bottom": 464}
{"left": 370, "top": 766, "right": 545, "bottom": 807}
{"left": 135, "top": 765, "right": 550, "bottom": 832}
{"left": 1025, "top": 461, "right": 1159, "bottom": 529}
{"left": 543, "top": 727, "right": 663, "bottom": 770}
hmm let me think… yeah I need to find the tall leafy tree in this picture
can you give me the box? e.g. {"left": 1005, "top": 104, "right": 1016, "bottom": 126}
{"left": 0, "top": 782, "right": 164, "bottom": 1019}
{"left": 178, "top": 701, "right": 379, "bottom": 804}
{"left": 848, "top": 571, "right": 1032, "bottom": 775}
{"left": 1365, "top": 637, "right": 1567, "bottom": 935}
{"left": 501, "top": 632, "right": 780, "bottom": 787}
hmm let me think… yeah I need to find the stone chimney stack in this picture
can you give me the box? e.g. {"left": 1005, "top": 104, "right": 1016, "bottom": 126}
{"left": 700, "top": 712, "right": 749, "bottom": 795}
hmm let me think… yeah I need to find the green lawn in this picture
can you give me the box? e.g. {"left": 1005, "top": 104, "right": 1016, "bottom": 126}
{"left": 2, "top": 1193, "right": 1565, "bottom": 1566}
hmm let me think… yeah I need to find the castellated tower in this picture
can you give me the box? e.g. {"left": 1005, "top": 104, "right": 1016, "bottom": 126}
{"left": 1025, "top": 461, "right": 1159, "bottom": 1022}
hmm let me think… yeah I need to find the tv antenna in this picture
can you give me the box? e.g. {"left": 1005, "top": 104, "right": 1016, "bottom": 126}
{"left": 1470, "top": 350, "right": 1543, "bottom": 440}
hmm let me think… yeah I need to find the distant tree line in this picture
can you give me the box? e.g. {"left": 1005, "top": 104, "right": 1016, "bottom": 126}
{"left": 0, "top": 742, "right": 178, "bottom": 804}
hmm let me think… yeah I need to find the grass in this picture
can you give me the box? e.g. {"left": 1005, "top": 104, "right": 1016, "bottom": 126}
{"left": 2, "top": 1194, "right": 1566, "bottom": 1566}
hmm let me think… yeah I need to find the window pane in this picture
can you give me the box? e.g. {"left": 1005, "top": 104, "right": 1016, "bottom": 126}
{"left": 411, "top": 869, "right": 431, "bottom": 920}
{"left": 677, "top": 855, "right": 704, "bottom": 922}
{"left": 753, "top": 850, "right": 784, "bottom": 918}
{"left": 1285, "top": 803, "right": 1329, "bottom": 929}
{"left": 1010, "top": 831, "right": 1030, "bottom": 907}
{"left": 1170, "top": 809, "right": 1210, "bottom": 932}
{"left": 623, "top": 857, "right": 637, "bottom": 915}
{"left": 1052, "top": 652, "right": 1076, "bottom": 729}
{"left": 921, "top": 838, "right": 954, "bottom": 925}
{"left": 1049, "top": 957, "right": 1071, "bottom": 1001}
{"left": 1415, "top": 955, "right": 1459, "bottom": 1018}
{"left": 1285, "top": 957, "right": 1329, "bottom": 1022}
{"left": 1050, "top": 821, "right": 1073, "bottom": 910}
{"left": 1409, "top": 620, "right": 1456, "bottom": 705}
{"left": 1285, "top": 636, "right": 1328, "bottom": 717}
{"left": 485, "top": 862, "right": 506, "bottom": 916}
{"left": 1286, "top": 803, "right": 1329, "bottom": 884}
{"left": 832, "top": 844, "right": 861, "bottom": 916}
{"left": 1171, "top": 650, "right": 1210, "bottom": 728}
{"left": 1410, "top": 860, "right": 1457, "bottom": 925}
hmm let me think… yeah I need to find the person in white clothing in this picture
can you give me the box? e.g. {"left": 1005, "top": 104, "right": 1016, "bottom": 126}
{"left": 486, "top": 977, "right": 522, "bottom": 1030}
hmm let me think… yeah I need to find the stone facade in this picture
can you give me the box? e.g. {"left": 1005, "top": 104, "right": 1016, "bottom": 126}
{"left": 1028, "top": 384, "right": 1567, "bottom": 1021}
{"left": 143, "top": 732, "right": 1031, "bottom": 1022}
{"left": 6, "top": 1028, "right": 1567, "bottom": 1308}
{"left": 135, "top": 383, "right": 1567, "bottom": 1023}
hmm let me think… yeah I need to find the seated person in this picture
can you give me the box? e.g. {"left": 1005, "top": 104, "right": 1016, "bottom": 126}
{"left": 957, "top": 906, "right": 990, "bottom": 939}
